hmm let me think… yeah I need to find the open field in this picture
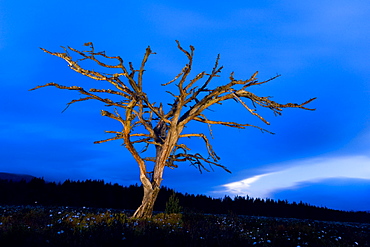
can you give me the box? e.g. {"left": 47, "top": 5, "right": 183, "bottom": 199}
{"left": 0, "top": 205, "right": 369, "bottom": 246}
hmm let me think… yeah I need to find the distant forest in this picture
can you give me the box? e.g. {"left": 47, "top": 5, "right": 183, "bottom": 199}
{"left": 0, "top": 178, "right": 369, "bottom": 223}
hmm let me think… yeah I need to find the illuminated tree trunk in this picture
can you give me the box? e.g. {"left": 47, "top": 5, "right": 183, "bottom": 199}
{"left": 133, "top": 182, "right": 160, "bottom": 218}
{"left": 133, "top": 126, "right": 179, "bottom": 218}
{"left": 132, "top": 156, "right": 165, "bottom": 218}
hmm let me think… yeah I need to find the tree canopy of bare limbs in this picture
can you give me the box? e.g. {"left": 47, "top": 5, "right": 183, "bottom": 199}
{"left": 30, "top": 41, "right": 316, "bottom": 218}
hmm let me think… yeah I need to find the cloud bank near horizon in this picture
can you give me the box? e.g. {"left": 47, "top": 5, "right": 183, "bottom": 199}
{"left": 214, "top": 155, "right": 370, "bottom": 205}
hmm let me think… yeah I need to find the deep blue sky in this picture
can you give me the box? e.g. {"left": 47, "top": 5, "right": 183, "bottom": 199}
{"left": 1, "top": 0, "right": 370, "bottom": 211}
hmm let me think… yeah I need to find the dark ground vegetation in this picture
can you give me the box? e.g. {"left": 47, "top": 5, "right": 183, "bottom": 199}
{"left": 0, "top": 178, "right": 369, "bottom": 246}
{"left": 0, "top": 205, "right": 369, "bottom": 247}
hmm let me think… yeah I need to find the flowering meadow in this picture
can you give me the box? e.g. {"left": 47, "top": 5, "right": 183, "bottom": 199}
{"left": 0, "top": 205, "right": 368, "bottom": 246}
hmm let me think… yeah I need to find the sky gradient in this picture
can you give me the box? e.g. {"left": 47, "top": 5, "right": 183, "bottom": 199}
{"left": 1, "top": 0, "right": 370, "bottom": 211}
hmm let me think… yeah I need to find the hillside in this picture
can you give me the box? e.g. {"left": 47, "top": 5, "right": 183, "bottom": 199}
{"left": 0, "top": 172, "right": 35, "bottom": 182}
{"left": 0, "top": 176, "right": 369, "bottom": 223}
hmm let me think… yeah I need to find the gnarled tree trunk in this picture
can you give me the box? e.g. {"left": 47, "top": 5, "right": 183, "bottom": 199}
{"left": 132, "top": 162, "right": 166, "bottom": 218}
{"left": 132, "top": 182, "right": 160, "bottom": 218}
{"left": 132, "top": 127, "right": 179, "bottom": 218}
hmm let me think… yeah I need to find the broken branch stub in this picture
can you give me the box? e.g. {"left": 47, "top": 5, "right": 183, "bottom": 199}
{"left": 31, "top": 41, "right": 315, "bottom": 218}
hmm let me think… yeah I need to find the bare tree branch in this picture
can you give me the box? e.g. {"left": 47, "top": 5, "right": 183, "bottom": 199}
{"left": 31, "top": 41, "right": 315, "bottom": 218}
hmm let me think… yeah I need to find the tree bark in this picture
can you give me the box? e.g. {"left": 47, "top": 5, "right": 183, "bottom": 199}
{"left": 132, "top": 182, "right": 160, "bottom": 218}
{"left": 132, "top": 128, "right": 180, "bottom": 218}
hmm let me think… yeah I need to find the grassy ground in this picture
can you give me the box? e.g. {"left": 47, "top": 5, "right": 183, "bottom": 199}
{"left": 0, "top": 205, "right": 368, "bottom": 246}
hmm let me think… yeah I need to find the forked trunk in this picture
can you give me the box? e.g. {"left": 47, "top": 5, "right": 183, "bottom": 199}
{"left": 132, "top": 183, "right": 160, "bottom": 218}
{"left": 132, "top": 126, "right": 179, "bottom": 218}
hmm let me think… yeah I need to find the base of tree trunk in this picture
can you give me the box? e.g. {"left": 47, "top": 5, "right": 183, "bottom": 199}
{"left": 132, "top": 185, "right": 160, "bottom": 218}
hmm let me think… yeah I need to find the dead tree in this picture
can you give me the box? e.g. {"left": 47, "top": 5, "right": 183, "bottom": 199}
{"left": 30, "top": 41, "right": 316, "bottom": 218}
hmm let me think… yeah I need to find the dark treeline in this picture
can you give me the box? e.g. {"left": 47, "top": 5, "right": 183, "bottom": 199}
{"left": 0, "top": 177, "right": 369, "bottom": 223}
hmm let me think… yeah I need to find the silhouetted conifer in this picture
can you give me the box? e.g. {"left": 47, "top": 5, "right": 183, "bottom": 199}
{"left": 0, "top": 178, "right": 369, "bottom": 223}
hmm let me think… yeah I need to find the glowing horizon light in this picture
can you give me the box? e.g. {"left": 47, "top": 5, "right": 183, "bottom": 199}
{"left": 215, "top": 155, "right": 370, "bottom": 199}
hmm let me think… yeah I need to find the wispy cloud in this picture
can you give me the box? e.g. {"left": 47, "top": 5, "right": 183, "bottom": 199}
{"left": 142, "top": 4, "right": 218, "bottom": 38}
{"left": 214, "top": 155, "right": 370, "bottom": 199}
{"left": 275, "top": 0, "right": 370, "bottom": 73}
{"left": 284, "top": 1, "right": 370, "bottom": 41}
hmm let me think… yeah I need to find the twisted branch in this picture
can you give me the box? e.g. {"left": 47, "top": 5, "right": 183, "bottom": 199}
{"left": 31, "top": 41, "right": 315, "bottom": 183}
